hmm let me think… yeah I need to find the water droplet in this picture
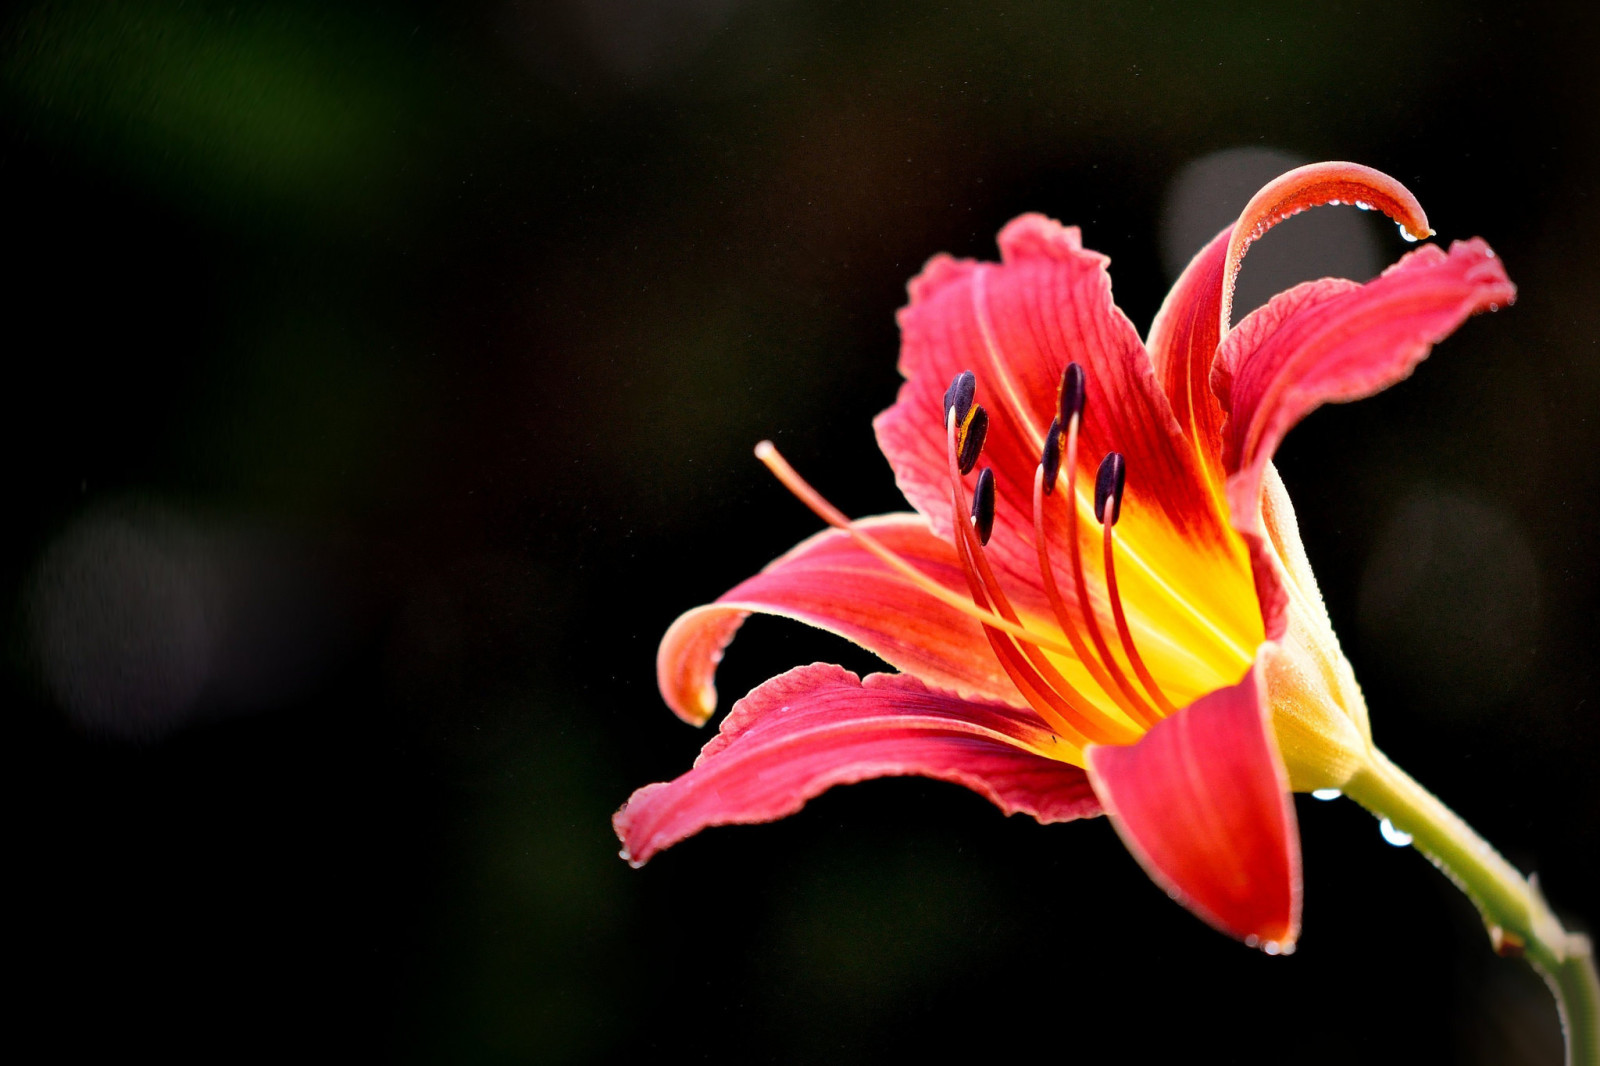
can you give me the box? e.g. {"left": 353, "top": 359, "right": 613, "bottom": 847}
{"left": 1398, "top": 224, "right": 1420, "bottom": 243}
{"left": 1487, "top": 303, "right": 1499, "bottom": 312}
{"left": 1263, "top": 940, "right": 1282, "bottom": 955}
{"left": 1328, "top": 198, "right": 1342, "bottom": 206}
{"left": 1379, "top": 818, "right": 1413, "bottom": 847}
{"left": 1311, "top": 788, "right": 1342, "bottom": 801}
{"left": 1245, "top": 934, "right": 1260, "bottom": 948}
{"left": 1355, "top": 200, "right": 1373, "bottom": 211}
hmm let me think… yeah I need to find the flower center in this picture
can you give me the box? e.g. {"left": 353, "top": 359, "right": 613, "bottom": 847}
{"left": 943, "top": 365, "right": 1186, "bottom": 747}
{"left": 753, "top": 356, "right": 1235, "bottom": 758}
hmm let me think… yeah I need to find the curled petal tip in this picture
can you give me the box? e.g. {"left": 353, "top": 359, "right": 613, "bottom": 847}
{"left": 658, "top": 603, "right": 748, "bottom": 727}
{"left": 1223, "top": 161, "right": 1432, "bottom": 334}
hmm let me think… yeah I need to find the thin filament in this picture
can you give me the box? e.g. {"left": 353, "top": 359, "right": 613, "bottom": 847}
{"left": 1103, "top": 516, "right": 1179, "bottom": 716}
{"left": 1063, "top": 433, "right": 1162, "bottom": 730}
{"left": 1032, "top": 422, "right": 1150, "bottom": 725}
{"left": 951, "top": 529, "right": 1093, "bottom": 749}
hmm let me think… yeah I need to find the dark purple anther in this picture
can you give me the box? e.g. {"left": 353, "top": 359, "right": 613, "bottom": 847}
{"left": 958, "top": 406, "right": 990, "bottom": 475}
{"left": 1040, "top": 417, "right": 1063, "bottom": 494}
{"left": 945, "top": 370, "right": 977, "bottom": 426}
{"left": 971, "top": 468, "right": 996, "bottom": 545}
{"left": 1094, "top": 452, "right": 1126, "bottom": 525}
{"left": 1059, "top": 362, "right": 1086, "bottom": 425}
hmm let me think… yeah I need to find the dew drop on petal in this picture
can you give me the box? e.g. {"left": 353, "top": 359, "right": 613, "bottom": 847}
{"left": 1380, "top": 818, "right": 1414, "bottom": 847}
{"left": 1263, "top": 940, "right": 1282, "bottom": 955}
{"left": 1398, "top": 223, "right": 1420, "bottom": 243}
{"left": 1311, "top": 788, "right": 1342, "bottom": 801}
{"left": 1245, "top": 934, "right": 1260, "bottom": 948}
{"left": 1355, "top": 200, "right": 1372, "bottom": 211}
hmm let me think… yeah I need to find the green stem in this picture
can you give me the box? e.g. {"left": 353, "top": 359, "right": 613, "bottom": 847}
{"left": 1342, "top": 749, "right": 1599, "bottom": 1066}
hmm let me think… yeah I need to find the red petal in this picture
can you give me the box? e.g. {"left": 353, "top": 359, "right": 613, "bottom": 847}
{"left": 1147, "top": 226, "right": 1232, "bottom": 487}
{"left": 657, "top": 515, "right": 1021, "bottom": 725}
{"left": 1214, "top": 239, "right": 1514, "bottom": 637}
{"left": 1085, "top": 656, "right": 1300, "bottom": 950}
{"left": 874, "top": 214, "right": 1231, "bottom": 595}
{"left": 616, "top": 664, "right": 1100, "bottom": 865}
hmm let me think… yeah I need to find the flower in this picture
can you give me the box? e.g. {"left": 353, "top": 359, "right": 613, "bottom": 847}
{"left": 615, "top": 162, "right": 1514, "bottom": 951}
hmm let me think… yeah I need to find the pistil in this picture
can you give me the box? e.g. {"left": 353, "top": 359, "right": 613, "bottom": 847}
{"left": 753, "top": 440, "right": 1081, "bottom": 659}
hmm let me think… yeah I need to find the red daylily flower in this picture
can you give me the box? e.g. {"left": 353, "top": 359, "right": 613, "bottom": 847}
{"left": 616, "top": 162, "right": 1514, "bottom": 951}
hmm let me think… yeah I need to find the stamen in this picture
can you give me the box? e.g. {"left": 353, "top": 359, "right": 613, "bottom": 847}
{"left": 958, "top": 406, "right": 990, "bottom": 476}
{"left": 1221, "top": 161, "right": 1433, "bottom": 334}
{"left": 1031, "top": 459, "right": 1132, "bottom": 714}
{"left": 1097, "top": 453, "right": 1178, "bottom": 717}
{"left": 1034, "top": 417, "right": 1161, "bottom": 728}
{"left": 1064, "top": 440, "right": 1161, "bottom": 729}
{"left": 753, "top": 440, "right": 1081, "bottom": 658}
{"left": 970, "top": 467, "right": 996, "bottom": 544}
{"left": 952, "top": 529, "right": 1094, "bottom": 750}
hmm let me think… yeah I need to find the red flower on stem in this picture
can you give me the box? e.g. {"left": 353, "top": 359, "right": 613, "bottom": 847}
{"left": 616, "top": 162, "right": 1514, "bottom": 952}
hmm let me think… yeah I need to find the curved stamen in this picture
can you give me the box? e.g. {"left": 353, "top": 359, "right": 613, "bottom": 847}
{"left": 944, "top": 413, "right": 1137, "bottom": 746}
{"left": 1096, "top": 453, "right": 1178, "bottom": 717}
{"left": 1221, "top": 161, "right": 1433, "bottom": 334}
{"left": 1064, "top": 434, "right": 1162, "bottom": 729}
{"left": 1032, "top": 419, "right": 1148, "bottom": 724}
{"left": 754, "top": 441, "right": 1080, "bottom": 658}
{"left": 951, "top": 526, "right": 1094, "bottom": 749}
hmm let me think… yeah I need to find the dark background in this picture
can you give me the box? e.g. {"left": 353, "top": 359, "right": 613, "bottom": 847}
{"left": 5, "top": 2, "right": 1597, "bottom": 1062}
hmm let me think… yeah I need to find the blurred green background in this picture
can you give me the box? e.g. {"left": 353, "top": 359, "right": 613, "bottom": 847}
{"left": 4, "top": 1, "right": 1597, "bottom": 1062}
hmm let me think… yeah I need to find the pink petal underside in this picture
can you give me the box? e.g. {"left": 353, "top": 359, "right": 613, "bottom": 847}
{"left": 1085, "top": 655, "right": 1301, "bottom": 950}
{"left": 873, "top": 214, "right": 1232, "bottom": 596}
{"left": 1213, "top": 238, "right": 1515, "bottom": 638}
{"left": 1146, "top": 226, "right": 1232, "bottom": 487}
{"left": 657, "top": 514, "right": 1026, "bottom": 725}
{"left": 617, "top": 663, "right": 1100, "bottom": 866}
